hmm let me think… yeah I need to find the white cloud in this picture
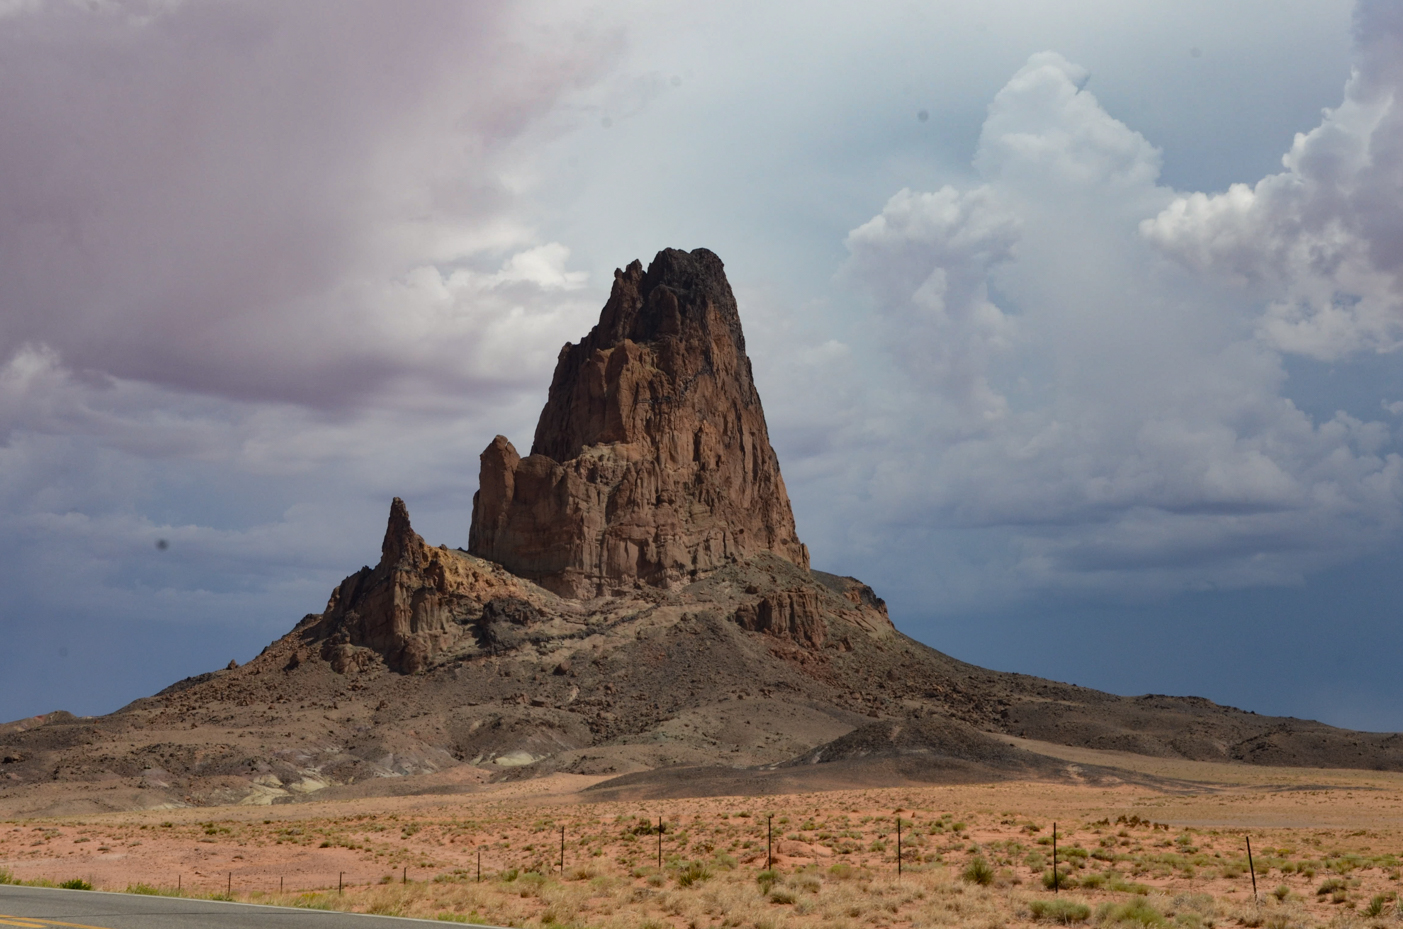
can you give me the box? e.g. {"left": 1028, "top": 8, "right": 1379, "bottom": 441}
{"left": 1141, "top": 0, "right": 1403, "bottom": 361}
{"left": 825, "top": 48, "right": 1403, "bottom": 605}
{"left": 844, "top": 185, "right": 1018, "bottom": 427}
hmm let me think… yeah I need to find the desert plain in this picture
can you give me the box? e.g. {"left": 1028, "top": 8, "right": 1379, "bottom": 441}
{"left": 4, "top": 738, "right": 1403, "bottom": 929}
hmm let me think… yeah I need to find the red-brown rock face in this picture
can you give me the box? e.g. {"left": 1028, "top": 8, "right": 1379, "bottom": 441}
{"left": 313, "top": 498, "right": 533, "bottom": 673}
{"left": 469, "top": 248, "right": 809, "bottom": 598}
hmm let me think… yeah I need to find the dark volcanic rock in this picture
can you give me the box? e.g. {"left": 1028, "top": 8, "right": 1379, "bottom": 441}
{"left": 469, "top": 248, "right": 809, "bottom": 598}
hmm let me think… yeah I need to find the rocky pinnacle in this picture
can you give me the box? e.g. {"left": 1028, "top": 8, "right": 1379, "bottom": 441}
{"left": 469, "top": 247, "right": 809, "bottom": 598}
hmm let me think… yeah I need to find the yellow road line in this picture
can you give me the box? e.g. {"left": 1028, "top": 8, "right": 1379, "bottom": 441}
{"left": 0, "top": 917, "right": 114, "bottom": 929}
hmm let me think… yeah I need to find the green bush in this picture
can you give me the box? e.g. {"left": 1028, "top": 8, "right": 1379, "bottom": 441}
{"left": 59, "top": 879, "right": 92, "bottom": 891}
{"left": 1316, "top": 877, "right": 1346, "bottom": 896}
{"left": 1271, "top": 885, "right": 1289, "bottom": 902}
{"left": 963, "top": 856, "right": 995, "bottom": 886}
{"left": 675, "top": 861, "right": 711, "bottom": 887}
{"left": 1043, "top": 868, "right": 1078, "bottom": 890}
{"left": 127, "top": 883, "right": 163, "bottom": 895}
{"left": 768, "top": 888, "right": 797, "bottom": 905}
{"left": 756, "top": 869, "right": 779, "bottom": 894}
{"left": 1029, "top": 898, "right": 1092, "bottom": 924}
{"left": 1097, "top": 898, "right": 1166, "bottom": 928}
{"left": 0, "top": 869, "right": 16, "bottom": 886}
{"left": 1365, "top": 894, "right": 1393, "bottom": 918}
{"left": 827, "top": 862, "right": 854, "bottom": 880}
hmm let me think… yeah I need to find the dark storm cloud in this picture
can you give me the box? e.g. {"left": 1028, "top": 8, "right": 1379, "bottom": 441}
{"left": 0, "top": 0, "right": 611, "bottom": 408}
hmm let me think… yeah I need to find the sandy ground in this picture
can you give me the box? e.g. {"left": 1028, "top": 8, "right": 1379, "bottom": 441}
{"left": 3, "top": 744, "right": 1403, "bottom": 927}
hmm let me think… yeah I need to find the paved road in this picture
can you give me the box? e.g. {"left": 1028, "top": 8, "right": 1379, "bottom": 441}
{"left": 0, "top": 885, "right": 499, "bottom": 928}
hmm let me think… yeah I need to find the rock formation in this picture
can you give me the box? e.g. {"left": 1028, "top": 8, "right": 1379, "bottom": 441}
{"left": 469, "top": 247, "right": 809, "bottom": 598}
{"left": 310, "top": 497, "right": 534, "bottom": 673}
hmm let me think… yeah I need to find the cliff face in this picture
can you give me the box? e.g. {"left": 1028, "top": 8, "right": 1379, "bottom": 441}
{"left": 468, "top": 248, "right": 809, "bottom": 598}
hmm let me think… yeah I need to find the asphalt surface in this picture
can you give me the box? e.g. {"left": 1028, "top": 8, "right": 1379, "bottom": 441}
{"left": 0, "top": 885, "right": 499, "bottom": 928}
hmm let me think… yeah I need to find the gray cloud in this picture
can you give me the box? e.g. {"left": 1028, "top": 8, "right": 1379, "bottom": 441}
{"left": 0, "top": 0, "right": 612, "bottom": 408}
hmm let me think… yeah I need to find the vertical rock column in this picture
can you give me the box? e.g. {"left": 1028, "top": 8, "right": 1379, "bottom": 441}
{"left": 469, "top": 247, "right": 808, "bottom": 598}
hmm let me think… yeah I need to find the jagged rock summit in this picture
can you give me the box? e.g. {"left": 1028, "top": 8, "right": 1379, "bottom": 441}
{"left": 469, "top": 247, "right": 808, "bottom": 598}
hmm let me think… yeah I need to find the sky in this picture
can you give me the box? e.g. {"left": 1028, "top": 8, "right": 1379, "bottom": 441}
{"left": 3, "top": 0, "right": 1402, "bottom": 731}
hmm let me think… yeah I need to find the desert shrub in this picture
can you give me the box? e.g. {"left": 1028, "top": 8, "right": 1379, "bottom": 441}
{"left": 1097, "top": 898, "right": 1166, "bottom": 928}
{"left": 676, "top": 861, "right": 711, "bottom": 887}
{"left": 1316, "top": 877, "right": 1346, "bottom": 896}
{"left": 756, "top": 869, "right": 780, "bottom": 893}
{"left": 1107, "top": 878, "right": 1150, "bottom": 895}
{"left": 0, "top": 869, "right": 16, "bottom": 885}
{"left": 127, "top": 883, "right": 163, "bottom": 895}
{"left": 1030, "top": 898, "right": 1092, "bottom": 924}
{"left": 58, "top": 879, "right": 92, "bottom": 890}
{"left": 1043, "top": 868, "right": 1078, "bottom": 890}
{"left": 827, "top": 862, "right": 854, "bottom": 880}
{"left": 768, "top": 888, "right": 797, "bottom": 905}
{"left": 1171, "top": 893, "right": 1215, "bottom": 915}
{"left": 963, "top": 856, "right": 995, "bottom": 886}
{"left": 1080, "top": 872, "right": 1108, "bottom": 890}
{"left": 1365, "top": 894, "right": 1392, "bottom": 918}
{"left": 1271, "top": 885, "right": 1289, "bottom": 901}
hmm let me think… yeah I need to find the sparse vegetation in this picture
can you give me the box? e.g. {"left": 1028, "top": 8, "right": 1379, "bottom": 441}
{"left": 1096, "top": 897, "right": 1166, "bottom": 928}
{"left": 962, "top": 855, "right": 994, "bottom": 885}
{"left": 1030, "top": 898, "right": 1093, "bottom": 923}
{"left": 0, "top": 780, "right": 1400, "bottom": 929}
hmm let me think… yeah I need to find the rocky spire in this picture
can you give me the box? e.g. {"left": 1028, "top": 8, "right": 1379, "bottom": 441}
{"left": 381, "top": 496, "right": 416, "bottom": 565}
{"left": 469, "top": 247, "right": 808, "bottom": 598}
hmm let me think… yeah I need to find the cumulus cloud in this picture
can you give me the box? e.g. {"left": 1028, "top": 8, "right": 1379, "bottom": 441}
{"left": 831, "top": 50, "right": 1403, "bottom": 603}
{"left": 844, "top": 186, "right": 1018, "bottom": 427}
{"left": 1142, "top": 0, "right": 1403, "bottom": 361}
